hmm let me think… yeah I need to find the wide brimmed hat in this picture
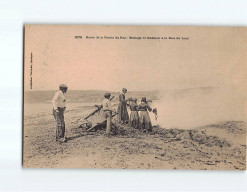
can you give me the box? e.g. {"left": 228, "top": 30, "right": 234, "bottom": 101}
{"left": 141, "top": 97, "right": 147, "bottom": 102}
{"left": 59, "top": 84, "right": 68, "bottom": 89}
{"left": 104, "top": 92, "right": 111, "bottom": 98}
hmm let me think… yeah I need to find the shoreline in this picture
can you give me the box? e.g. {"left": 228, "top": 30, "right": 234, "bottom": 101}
{"left": 23, "top": 108, "right": 246, "bottom": 170}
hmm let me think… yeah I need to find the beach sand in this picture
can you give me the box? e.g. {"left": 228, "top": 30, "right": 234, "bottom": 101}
{"left": 22, "top": 108, "right": 246, "bottom": 170}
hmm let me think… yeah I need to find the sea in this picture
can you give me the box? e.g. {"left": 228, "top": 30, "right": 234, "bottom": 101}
{"left": 24, "top": 90, "right": 158, "bottom": 117}
{"left": 24, "top": 87, "right": 246, "bottom": 129}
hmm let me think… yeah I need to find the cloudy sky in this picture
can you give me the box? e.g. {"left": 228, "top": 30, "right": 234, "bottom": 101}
{"left": 24, "top": 25, "right": 247, "bottom": 91}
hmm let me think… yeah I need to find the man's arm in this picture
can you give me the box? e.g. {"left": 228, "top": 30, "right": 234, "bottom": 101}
{"left": 52, "top": 91, "right": 60, "bottom": 111}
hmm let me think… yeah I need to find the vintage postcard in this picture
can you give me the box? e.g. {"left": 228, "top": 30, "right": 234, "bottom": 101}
{"left": 23, "top": 25, "right": 247, "bottom": 169}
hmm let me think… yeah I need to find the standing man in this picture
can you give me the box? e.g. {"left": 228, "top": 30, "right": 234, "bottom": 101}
{"left": 102, "top": 92, "right": 113, "bottom": 137}
{"left": 52, "top": 84, "right": 68, "bottom": 143}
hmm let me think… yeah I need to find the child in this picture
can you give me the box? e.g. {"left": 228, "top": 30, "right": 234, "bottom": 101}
{"left": 138, "top": 97, "right": 152, "bottom": 132}
{"left": 151, "top": 108, "right": 158, "bottom": 127}
{"left": 102, "top": 92, "right": 113, "bottom": 136}
{"left": 129, "top": 98, "right": 139, "bottom": 129}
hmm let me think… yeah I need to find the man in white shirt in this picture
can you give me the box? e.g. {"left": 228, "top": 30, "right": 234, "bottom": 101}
{"left": 52, "top": 84, "right": 68, "bottom": 143}
{"left": 102, "top": 92, "right": 113, "bottom": 136}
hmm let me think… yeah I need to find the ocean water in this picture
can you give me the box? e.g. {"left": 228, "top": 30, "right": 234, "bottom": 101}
{"left": 24, "top": 90, "right": 158, "bottom": 117}
{"left": 24, "top": 88, "right": 246, "bottom": 129}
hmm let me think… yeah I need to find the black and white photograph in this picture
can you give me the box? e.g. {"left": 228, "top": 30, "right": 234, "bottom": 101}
{"left": 23, "top": 25, "right": 247, "bottom": 170}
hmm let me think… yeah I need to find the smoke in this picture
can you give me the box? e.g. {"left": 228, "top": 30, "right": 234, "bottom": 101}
{"left": 153, "top": 87, "right": 246, "bottom": 129}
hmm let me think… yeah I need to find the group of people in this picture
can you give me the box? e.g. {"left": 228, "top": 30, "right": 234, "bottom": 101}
{"left": 103, "top": 88, "right": 155, "bottom": 136}
{"left": 52, "top": 84, "right": 156, "bottom": 142}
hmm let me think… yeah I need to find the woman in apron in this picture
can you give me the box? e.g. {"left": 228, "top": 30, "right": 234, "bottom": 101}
{"left": 138, "top": 97, "right": 152, "bottom": 132}
{"left": 117, "top": 88, "right": 129, "bottom": 124}
{"left": 129, "top": 98, "right": 139, "bottom": 129}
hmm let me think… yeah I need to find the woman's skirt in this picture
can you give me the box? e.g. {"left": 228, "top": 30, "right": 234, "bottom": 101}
{"left": 117, "top": 102, "right": 129, "bottom": 123}
{"left": 129, "top": 111, "right": 139, "bottom": 129}
{"left": 139, "top": 111, "right": 152, "bottom": 131}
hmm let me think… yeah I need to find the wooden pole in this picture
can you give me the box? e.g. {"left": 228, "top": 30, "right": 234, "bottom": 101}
{"left": 84, "top": 96, "right": 115, "bottom": 120}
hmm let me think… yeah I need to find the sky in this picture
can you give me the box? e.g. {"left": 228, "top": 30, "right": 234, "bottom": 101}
{"left": 24, "top": 25, "right": 247, "bottom": 91}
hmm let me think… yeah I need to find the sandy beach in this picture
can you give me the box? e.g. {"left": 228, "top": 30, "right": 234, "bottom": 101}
{"left": 22, "top": 25, "right": 247, "bottom": 170}
{"left": 23, "top": 108, "right": 246, "bottom": 170}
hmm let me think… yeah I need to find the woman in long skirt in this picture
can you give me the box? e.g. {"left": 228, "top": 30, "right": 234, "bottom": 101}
{"left": 129, "top": 98, "right": 139, "bottom": 129}
{"left": 117, "top": 88, "right": 129, "bottom": 123}
{"left": 138, "top": 97, "right": 152, "bottom": 131}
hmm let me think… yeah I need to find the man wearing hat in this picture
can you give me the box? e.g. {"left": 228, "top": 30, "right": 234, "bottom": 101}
{"left": 52, "top": 84, "right": 68, "bottom": 143}
{"left": 102, "top": 92, "right": 113, "bottom": 136}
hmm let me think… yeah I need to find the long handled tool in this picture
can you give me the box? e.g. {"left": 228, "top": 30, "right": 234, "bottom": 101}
{"left": 84, "top": 96, "right": 115, "bottom": 120}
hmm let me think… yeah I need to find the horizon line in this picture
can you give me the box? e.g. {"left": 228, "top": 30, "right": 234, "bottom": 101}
{"left": 24, "top": 86, "right": 218, "bottom": 92}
